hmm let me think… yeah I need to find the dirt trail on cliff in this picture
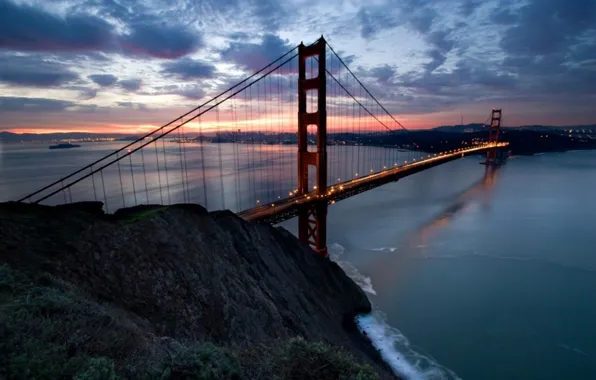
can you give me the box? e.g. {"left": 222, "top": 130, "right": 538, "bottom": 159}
{"left": 0, "top": 202, "right": 396, "bottom": 379}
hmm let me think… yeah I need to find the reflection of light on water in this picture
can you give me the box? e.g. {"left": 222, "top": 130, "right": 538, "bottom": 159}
{"left": 407, "top": 166, "right": 500, "bottom": 255}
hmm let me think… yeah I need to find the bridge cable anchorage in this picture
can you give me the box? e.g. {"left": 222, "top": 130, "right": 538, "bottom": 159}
{"left": 198, "top": 113, "right": 208, "bottom": 209}
{"left": 139, "top": 139, "right": 150, "bottom": 204}
{"left": 181, "top": 123, "right": 191, "bottom": 203}
{"left": 177, "top": 119, "right": 188, "bottom": 204}
{"left": 116, "top": 151, "right": 125, "bottom": 208}
{"left": 90, "top": 166, "right": 98, "bottom": 201}
{"left": 246, "top": 84, "right": 254, "bottom": 207}
{"left": 154, "top": 136, "right": 165, "bottom": 205}
{"left": 19, "top": 45, "right": 300, "bottom": 204}
{"left": 215, "top": 107, "right": 226, "bottom": 210}
{"left": 161, "top": 128, "right": 172, "bottom": 205}
{"left": 128, "top": 153, "right": 138, "bottom": 206}
{"left": 231, "top": 102, "right": 240, "bottom": 212}
{"left": 100, "top": 170, "right": 109, "bottom": 212}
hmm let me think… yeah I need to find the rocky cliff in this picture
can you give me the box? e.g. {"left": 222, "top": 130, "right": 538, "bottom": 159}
{"left": 0, "top": 202, "right": 395, "bottom": 379}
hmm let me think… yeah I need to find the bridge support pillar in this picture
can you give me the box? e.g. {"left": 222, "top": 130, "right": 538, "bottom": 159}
{"left": 485, "top": 108, "right": 504, "bottom": 165}
{"left": 297, "top": 37, "right": 328, "bottom": 256}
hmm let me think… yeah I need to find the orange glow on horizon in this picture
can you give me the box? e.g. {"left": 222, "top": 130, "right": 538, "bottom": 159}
{"left": 2, "top": 112, "right": 448, "bottom": 135}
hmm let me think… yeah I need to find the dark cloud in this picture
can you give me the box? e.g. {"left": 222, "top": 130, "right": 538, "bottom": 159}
{"left": 0, "top": 96, "right": 75, "bottom": 112}
{"left": 120, "top": 23, "right": 202, "bottom": 59}
{"left": 117, "top": 101, "right": 148, "bottom": 110}
{"left": 143, "top": 84, "right": 206, "bottom": 100}
{"left": 66, "top": 86, "right": 98, "bottom": 100}
{"left": 356, "top": 7, "right": 397, "bottom": 39}
{"left": 227, "top": 32, "right": 250, "bottom": 40}
{"left": 490, "top": 0, "right": 596, "bottom": 99}
{"left": 459, "top": 0, "right": 484, "bottom": 16}
{"left": 0, "top": 0, "right": 114, "bottom": 52}
{"left": 490, "top": 8, "right": 518, "bottom": 25}
{"left": 424, "top": 31, "right": 455, "bottom": 73}
{"left": 370, "top": 65, "right": 396, "bottom": 85}
{"left": 118, "top": 79, "right": 142, "bottom": 91}
{"left": 0, "top": 54, "right": 78, "bottom": 87}
{"left": 171, "top": 86, "right": 206, "bottom": 100}
{"left": 88, "top": 74, "right": 118, "bottom": 86}
{"left": 220, "top": 34, "right": 295, "bottom": 72}
{"left": 0, "top": 0, "right": 202, "bottom": 59}
{"left": 161, "top": 58, "right": 216, "bottom": 80}
{"left": 501, "top": 0, "right": 596, "bottom": 56}
{"left": 409, "top": 12, "right": 435, "bottom": 34}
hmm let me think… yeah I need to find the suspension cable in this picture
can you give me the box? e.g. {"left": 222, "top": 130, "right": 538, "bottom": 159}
{"left": 19, "top": 45, "right": 300, "bottom": 203}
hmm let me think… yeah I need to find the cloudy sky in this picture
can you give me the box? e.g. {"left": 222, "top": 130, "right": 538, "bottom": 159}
{"left": 0, "top": 0, "right": 595, "bottom": 133}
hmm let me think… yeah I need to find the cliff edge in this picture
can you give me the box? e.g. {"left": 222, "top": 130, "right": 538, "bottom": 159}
{"left": 0, "top": 202, "right": 396, "bottom": 379}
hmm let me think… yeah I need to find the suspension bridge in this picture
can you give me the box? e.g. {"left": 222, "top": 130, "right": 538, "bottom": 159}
{"left": 17, "top": 36, "right": 509, "bottom": 257}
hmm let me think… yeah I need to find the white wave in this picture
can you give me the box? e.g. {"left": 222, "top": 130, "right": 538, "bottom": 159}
{"left": 329, "top": 243, "right": 461, "bottom": 380}
{"left": 369, "top": 247, "right": 398, "bottom": 252}
{"left": 328, "top": 243, "right": 377, "bottom": 295}
{"left": 472, "top": 251, "right": 532, "bottom": 262}
{"left": 557, "top": 344, "right": 589, "bottom": 357}
{"left": 356, "top": 313, "right": 461, "bottom": 380}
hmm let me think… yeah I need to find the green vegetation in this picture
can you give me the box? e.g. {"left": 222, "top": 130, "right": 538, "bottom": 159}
{"left": 0, "top": 264, "right": 379, "bottom": 380}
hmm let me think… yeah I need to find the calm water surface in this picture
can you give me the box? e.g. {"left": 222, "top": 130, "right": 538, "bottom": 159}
{"left": 2, "top": 141, "right": 595, "bottom": 379}
{"left": 283, "top": 150, "right": 596, "bottom": 379}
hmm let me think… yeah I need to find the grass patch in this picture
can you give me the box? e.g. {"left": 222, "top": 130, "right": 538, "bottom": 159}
{"left": 0, "top": 264, "right": 383, "bottom": 379}
{"left": 238, "top": 337, "right": 378, "bottom": 380}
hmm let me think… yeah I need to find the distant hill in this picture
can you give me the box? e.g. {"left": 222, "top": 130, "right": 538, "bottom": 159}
{"left": 0, "top": 131, "right": 129, "bottom": 143}
{"left": 434, "top": 124, "right": 596, "bottom": 133}
{"left": 433, "top": 124, "right": 487, "bottom": 133}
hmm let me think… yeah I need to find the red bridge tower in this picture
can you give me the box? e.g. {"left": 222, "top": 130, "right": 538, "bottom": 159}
{"left": 485, "top": 108, "right": 503, "bottom": 165}
{"left": 297, "top": 37, "right": 328, "bottom": 256}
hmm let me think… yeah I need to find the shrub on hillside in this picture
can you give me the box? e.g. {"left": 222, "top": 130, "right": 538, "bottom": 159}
{"left": 0, "top": 264, "right": 382, "bottom": 380}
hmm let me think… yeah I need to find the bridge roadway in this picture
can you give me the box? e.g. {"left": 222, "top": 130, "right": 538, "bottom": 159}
{"left": 238, "top": 142, "right": 509, "bottom": 224}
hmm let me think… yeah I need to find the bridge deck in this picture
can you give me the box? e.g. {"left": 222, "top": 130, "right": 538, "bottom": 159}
{"left": 238, "top": 143, "right": 508, "bottom": 224}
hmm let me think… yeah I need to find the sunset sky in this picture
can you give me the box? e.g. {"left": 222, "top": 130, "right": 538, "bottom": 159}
{"left": 1, "top": 0, "right": 595, "bottom": 134}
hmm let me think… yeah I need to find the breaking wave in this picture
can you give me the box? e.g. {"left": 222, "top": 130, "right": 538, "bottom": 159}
{"left": 328, "top": 243, "right": 461, "bottom": 380}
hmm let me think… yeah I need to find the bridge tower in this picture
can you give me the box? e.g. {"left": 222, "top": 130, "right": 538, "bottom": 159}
{"left": 485, "top": 108, "right": 503, "bottom": 165}
{"left": 297, "top": 37, "right": 328, "bottom": 256}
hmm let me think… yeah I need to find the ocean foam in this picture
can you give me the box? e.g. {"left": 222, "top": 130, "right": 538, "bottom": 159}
{"left": 328, "top": 243, "right": 377, "bottom": 295}
{"left": 329, "top": 242, "right": 462, "bottom": 380}
{"left": 369, "top": 247, "right": 398, "bottom": 252}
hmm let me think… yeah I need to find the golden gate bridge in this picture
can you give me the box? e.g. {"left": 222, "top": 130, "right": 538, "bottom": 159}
{"left": 17, "top": 36, "right": 509, "bottom": 256}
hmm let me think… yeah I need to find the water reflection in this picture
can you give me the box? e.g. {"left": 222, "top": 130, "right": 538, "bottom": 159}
{"left": 409, "top": 164, "right": 500, "bottom": 255}
{"left": 362, "top": 165, "right": 501, "bottom": 291}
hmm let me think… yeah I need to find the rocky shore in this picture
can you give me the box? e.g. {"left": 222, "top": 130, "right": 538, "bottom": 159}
{"left": 0, "top": 202, "right": 396, "bottom": 379}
